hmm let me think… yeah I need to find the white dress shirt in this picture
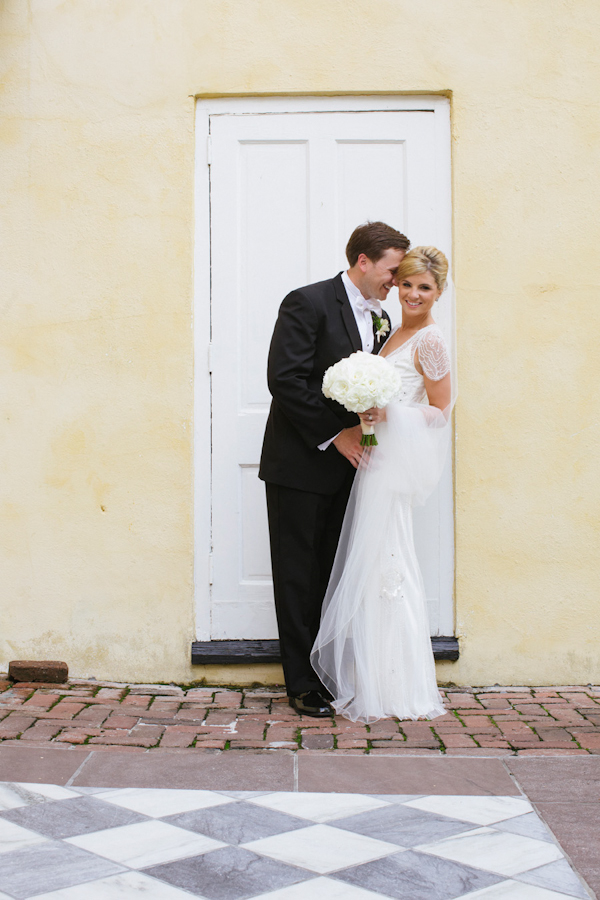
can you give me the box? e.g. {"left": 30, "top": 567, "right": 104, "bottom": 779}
{"left": 317, "top": 271, "right": 378, "bottom": 451}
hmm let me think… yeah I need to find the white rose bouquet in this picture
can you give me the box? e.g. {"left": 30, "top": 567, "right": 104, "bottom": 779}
{"left": 322, "top": 350, "right": 403, "bottom": 446}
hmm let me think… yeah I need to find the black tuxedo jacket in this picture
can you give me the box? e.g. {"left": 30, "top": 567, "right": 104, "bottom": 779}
{"left": 259, "top": 273, "right": 391, "bottom": 495}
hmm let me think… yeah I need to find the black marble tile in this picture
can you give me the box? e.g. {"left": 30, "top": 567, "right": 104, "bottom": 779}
{"left": 0, "top": 841, "right": 123, "bottom": 899}
{"left": 333, "top": 804, "right": 478, "bottom": 848}
{"left": 334, "top": 849, "right": 503, "bottom": 900}
{"left": 144, "top": 845, "right": 312, "bottom": 900}
{"left": 165, "top": 800, "right": 308, "bottom": 845}
{"left": 0, "top": 795, "right": 147, "bottom": 839}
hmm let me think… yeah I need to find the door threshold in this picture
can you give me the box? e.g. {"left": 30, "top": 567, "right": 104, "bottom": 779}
{"left": 191, "top": 637, "right": 459, "bottom": 665}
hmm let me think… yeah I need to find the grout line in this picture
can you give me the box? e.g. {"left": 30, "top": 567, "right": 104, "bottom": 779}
{"left": 293, "top": 752, "right": 298, "bottom": 791}
{"left": 65, "top": 751, "right": 94, "bottom": 787}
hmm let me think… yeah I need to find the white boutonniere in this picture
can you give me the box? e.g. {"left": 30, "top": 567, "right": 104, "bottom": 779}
{"left": 371, "top": 313, "right": 390, "bottom": 343}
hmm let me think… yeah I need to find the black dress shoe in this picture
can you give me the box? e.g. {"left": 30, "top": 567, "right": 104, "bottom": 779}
{"left": 289, "top": 691, "right": 332, "bottom": 718}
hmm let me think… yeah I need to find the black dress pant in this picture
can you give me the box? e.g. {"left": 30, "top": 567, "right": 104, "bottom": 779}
{"left": 265, "top": 473, "right": 354, "bottom": 697}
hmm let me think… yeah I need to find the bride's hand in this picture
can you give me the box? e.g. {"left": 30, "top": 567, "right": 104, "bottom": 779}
{"left": 359, "top": 407, "right": 386, "bottom": 425}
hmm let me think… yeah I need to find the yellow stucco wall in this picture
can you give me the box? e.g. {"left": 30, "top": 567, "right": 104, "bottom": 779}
{"left": 1, "top": 1, "right": 598, "bottom": 686}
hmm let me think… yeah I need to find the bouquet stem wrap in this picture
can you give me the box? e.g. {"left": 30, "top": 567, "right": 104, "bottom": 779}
{"left": 359, "top": 420, "right": 377, "bottom": 446}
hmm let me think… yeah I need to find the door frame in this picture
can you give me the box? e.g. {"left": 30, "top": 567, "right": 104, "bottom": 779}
{"left": 193, "top": 95, "right": 453, "bottom": 642}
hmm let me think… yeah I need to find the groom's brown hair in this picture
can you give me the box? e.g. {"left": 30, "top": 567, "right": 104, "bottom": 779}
{"left": 345, "top": 221, "right": 410, "bottom": 267}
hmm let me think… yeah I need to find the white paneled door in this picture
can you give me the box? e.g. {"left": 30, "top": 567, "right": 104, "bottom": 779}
{"left": 195, "top": 97, "right": 453, "bottom": 642}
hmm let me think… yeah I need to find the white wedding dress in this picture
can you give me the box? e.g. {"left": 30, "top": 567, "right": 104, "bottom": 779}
{"left": 311, "top": 324, "right": 453, "bottom": 723}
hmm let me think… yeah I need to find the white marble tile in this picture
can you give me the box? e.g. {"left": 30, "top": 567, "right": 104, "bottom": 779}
{"left": 404, "top": 796, "right": 533, "bottom": 826}
{"left": 251, "top": 875, "right": 386, "bottom": 899}
{"left": 16, "top": 783, "right": 81, "bottom": 801}
{"left": 417, "top": 827, "right": 563, "bottom": 877}
{"left": 0, "top": 784, "right": 32, "bottom": 810}
{"left": 243, "top": 823, "right": 401, "bottom": 874}
{"left": 30, "top": 871, "right": 205, "bottom": 899}
{"left": 217, "top": 790, "right": 273, "bottom": 799}
{"left": 517, "top": 859, "right": 591, "bottom": 899}
{"left": 66, "top": 820, "right": 225, "bottom": 868}
{"left": 457, "top": 879, "right": 585, "bottom": 898}
{"left": 67, "top": 787, "right": 113, "bottom": 795}
{"left": 99, "top": 787, "right": 234, "bottom": 817}
{"left": 0, "top": 782, "right": 77, "bottom": 810}
{"left": 249, "top": 792, "right": 390, "bottom": 823}
{"left": 0, "top": 817, "right": 48, "bottom": 854}
{"left": 494, "top": 813, "right": 555, "bottom": 844}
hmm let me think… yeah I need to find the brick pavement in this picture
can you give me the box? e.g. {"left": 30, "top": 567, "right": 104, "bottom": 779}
{"left": 0, "top": 679, "right": 599, "bottom": 755}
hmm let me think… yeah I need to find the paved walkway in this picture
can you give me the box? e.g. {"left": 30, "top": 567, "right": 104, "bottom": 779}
{"left": 0, "top": 681, "right": 599, "bottom": 898}
{"left": 1, "top": 681, "right": 599, "bottom": 755}
{"left": 0, "top": 783, "right": 591, "bottom": 899}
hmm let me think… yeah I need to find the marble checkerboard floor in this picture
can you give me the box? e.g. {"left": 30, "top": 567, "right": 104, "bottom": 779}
{"left": 0, "top": 782, "right": 592, "bottom": 900}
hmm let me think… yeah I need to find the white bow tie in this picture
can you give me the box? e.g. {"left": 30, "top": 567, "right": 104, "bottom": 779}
{"left": 355, "top": 296, "right": 382, "bottom": 316}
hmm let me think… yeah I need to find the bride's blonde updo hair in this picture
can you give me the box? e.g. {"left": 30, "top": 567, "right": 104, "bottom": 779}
{"left": 395, "top": 246, "right": 449, "bottom": 293}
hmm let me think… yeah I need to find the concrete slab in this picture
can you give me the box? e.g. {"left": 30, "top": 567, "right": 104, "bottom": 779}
{"left": 506, "top": 757, "right": 600, "bottom": 802}
{"left": 506, "top": 758, "right": 600, "bottom": 897}
{"left": 534, "top": 801, "right": 600, "bottom": 897}
{"left": 297, "top": 756, "right": 520, "bottom": 795}
{"left": 0, "top": 746, "right": 90, "bottom": 785}
{"left": 72, "top": 750, "right": 296, "bottom": 791}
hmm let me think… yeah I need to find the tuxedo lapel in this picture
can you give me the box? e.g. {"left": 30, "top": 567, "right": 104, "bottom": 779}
{"left": 333, "top": 273, "right": 362, "bottom": 352}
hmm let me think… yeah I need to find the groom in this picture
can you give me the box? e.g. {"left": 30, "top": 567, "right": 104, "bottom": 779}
{"left": 259, "top": 221, "right": 409, "bottom": 716}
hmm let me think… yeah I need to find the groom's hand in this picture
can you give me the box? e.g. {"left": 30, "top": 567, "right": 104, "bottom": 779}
{"left": 333, "top": 425, "right": 364, "bottom": 469}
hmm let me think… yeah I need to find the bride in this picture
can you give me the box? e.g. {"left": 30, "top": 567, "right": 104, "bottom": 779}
{"left": 311, "top": 246, "right": 455, "bottom": 723}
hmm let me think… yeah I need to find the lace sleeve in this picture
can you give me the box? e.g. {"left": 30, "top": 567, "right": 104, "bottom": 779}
{"left": 417, "top": 328, "right": 451, "bottom": 381}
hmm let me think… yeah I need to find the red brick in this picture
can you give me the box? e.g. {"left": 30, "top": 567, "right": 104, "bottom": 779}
{"left": 571, "top": 733, "right": 600, "bottom": 749}
{"left": 439, "top": 735, "right": 479, "bottom": 748}
{"left": 19, "top": 724, "right": 62, "bottom": 741}
{"left": 516, "top": 748, "right": 589, "bottom": 756}
{"left": 121, "top": 695, "right": 152, "bottom": 709}
{"left": 55, "top": 728, "right": 102, "bottom": 743}
{"left": 444, "top": 695, "right": 481, "bottom": 708}
{"left": 89, "top": 725, "right": 164, "bottom": 747}
{"left": 229, "top": 740, "right": 268, "bottom": 749}
{"left": 175, "top": 708, "right": 207, "bottom": 722}
{"left": 94, "top": 688, "right": 125, "bottom": 701}
{"left": 38, "top": 702, "right": 86, "bottom": 720}
{"left": 475, "top": 740, "right": 512, "bottom": 748}
{"left": 184, "top": 689, "right": 216, "bottom": 701}
{"left": 73, "top": 706, "right": 111, "bottom": 727}
{"left": 337, "top": 739, "right": 369, "bottom": 749}
{"left": 508, "top": 740, "right": 544, "bottom": 749}
{"left": 193, "top": 737, "right": 227, "bottom": 749}
{"left": 460, "top": 715, "right": 496, "bottom": 727}
{"left": 104, "top": 715, "right": 140, "bottom": 729}
{"left": 369, "top": 721, "right": 401, "bottom": 734}
{"left": 302, "top": 734, "right": 334, "bottom": 750}
{"left": 209, "top": 692, "right": 243, "bottom": 708}
{"left": 445, "top": 748, "right": 512, "bottom": 756}
{"left": 8, "top": 661, "right": 68, "bottom": 683}
{"left": 21, "top": 693, "right": 61, "bottom": 710}
{"left": 203, "top": 712, "right": 238, "bottom": 725}
{"left": 0, "top": 715, "right": 35, "bottom": 734}
{"left": 535, "top": 728, "right": 574, "bottom": 742}
{"left": 265, "top": 727, "right": 298, "bottom": 741}
{"left": 369, "top": 748, "right": 442, "bottom": 756}
{"left": 477, "top": 699, "right": 513, "bottom": 710}
{"left": 159, "top": 728, "right": 198, "bottom": 748}
{"left": 235, "top": 728, "right": 265, "bottom": 741}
